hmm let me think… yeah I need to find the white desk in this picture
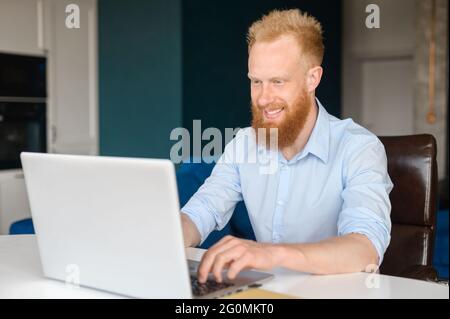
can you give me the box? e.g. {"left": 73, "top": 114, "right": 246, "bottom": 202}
{"left": 0, "top": 235, "right": 447, "bottom": 299}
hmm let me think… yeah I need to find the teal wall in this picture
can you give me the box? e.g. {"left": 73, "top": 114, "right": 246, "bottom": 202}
{"left": 99, "top": 0, "right": 182, "bottom": 158}
{"left": 99, "top": 0, "right": 341, "bottom": 159}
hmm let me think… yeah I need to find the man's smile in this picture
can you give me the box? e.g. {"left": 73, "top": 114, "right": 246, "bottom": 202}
{"left": 263, "top": 107, "right": 285, "bottom": 121}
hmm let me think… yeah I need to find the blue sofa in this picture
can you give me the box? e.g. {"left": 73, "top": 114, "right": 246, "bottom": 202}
{"left": 434, "top": 209, "right": 449, "bottom": 279}
{"left": 9, "top": 160, "right": 448, "bottom": 278}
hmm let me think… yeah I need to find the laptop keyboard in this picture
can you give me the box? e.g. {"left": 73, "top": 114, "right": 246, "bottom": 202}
{"left": 190, "top": 276, "right": 234, "bottom": 297}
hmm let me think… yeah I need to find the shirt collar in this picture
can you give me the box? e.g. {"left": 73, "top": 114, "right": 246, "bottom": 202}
{"left": 290, "top": 98, "right": 330, "bottom": 164}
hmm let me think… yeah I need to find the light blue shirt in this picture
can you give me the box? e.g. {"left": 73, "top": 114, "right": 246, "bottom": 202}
{"left": 181, "top": 99, "right": 393, "bottom": 262}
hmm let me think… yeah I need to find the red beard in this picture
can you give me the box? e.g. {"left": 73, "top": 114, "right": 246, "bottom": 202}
{"left": 251, "top": 89, "right": 312, "bottom": 149}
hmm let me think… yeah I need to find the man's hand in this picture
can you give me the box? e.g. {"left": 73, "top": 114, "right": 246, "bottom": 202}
{"left": 197, "top": 233, "right": 379, "bottom": 282}
{"left": 197, "top": 235, "right": 279, "bottom": 283}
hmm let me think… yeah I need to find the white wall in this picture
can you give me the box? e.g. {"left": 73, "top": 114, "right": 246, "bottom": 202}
{"left": 342, "top": 0, "right": 416, "bottom": 134}
{"left": 342, "top": 0, "right": 448, "bottom": 179}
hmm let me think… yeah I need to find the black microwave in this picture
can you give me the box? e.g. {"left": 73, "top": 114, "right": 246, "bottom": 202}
{"left": 0, "top": 53, "right": 46, "bottom": 98}
{"left": 0, "top": 101, "right": 47, "bottom": 170}
{"left": 0, "top": 53, "right": 47, "bottom": 169}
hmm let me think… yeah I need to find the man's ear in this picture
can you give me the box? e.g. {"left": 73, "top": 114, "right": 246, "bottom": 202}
{"left": 306, "top": 66, "right": 323, "bottom": 93}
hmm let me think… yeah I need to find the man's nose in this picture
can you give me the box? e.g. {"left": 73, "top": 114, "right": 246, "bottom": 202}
{"left": 257, "top": 85, "right": 275, "bottom": 107}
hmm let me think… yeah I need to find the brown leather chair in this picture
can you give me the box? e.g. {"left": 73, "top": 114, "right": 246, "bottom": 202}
{"left": 379, "top": 134, "right": 438, "bottom": 281}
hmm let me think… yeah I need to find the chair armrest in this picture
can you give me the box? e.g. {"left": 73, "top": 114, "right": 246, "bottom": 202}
{"left": 399, "top": 265, "right": 439, "bottom": 282}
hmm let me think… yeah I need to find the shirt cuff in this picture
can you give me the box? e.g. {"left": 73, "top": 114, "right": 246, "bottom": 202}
{"left": 349, "top": 230, "right": 387, "bottom": 267}
{"left": 180, "top": 205, "right": 216, "bottom": 245}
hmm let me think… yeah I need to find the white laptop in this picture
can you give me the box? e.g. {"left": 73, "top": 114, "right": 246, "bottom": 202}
{"left": 20, "top": 152, "right": 272, "bottom": 298}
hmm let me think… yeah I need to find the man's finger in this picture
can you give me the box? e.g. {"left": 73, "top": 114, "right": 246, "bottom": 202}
{"left": 211, "top": 246, "right": 246, "bottom": 282}
{"left": 227, "top": 253, "right": 252, "bottom": 280}
{"left": 198, "top": 238, "right": 241, "bottom": 282}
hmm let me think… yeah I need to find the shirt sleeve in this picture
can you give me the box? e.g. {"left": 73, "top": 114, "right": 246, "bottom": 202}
{"left": 338, "top": 137, "right": 393, "bottom": 266}
{"left": 181, "top": 137, "right": 243, "bottom": 244}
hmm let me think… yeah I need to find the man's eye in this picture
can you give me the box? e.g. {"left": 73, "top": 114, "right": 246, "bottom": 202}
{"left": 273, "top": 80, "right": 284, "bottom": 85}
{"left": 251, "top": 80, "right": 262, "bottom": 85}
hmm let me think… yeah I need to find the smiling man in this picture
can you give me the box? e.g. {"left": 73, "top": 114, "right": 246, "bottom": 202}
{"left": 180, "top": 9, "right": 393, "bottom": 283}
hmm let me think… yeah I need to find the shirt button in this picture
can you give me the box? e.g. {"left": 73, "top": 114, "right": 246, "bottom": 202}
{"left": 277, "top": 200, "right": 284, "bottom": 206}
